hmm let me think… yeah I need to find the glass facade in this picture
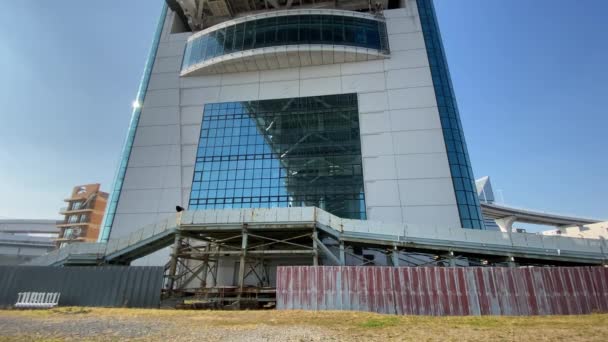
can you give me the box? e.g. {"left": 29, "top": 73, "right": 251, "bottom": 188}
{"left": 189, "top": 94, "right": 366, "bottom": 220}
{"left": 182, "top": 14, "right": 389, "bottom": 71}
{"left": 98, "top": 4, "right": 168, "bottom": 242}
{"left": 417, "top": 0, "right": 485, "bottom": 229}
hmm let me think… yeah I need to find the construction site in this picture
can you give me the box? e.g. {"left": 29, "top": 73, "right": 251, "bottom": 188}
{"left": 1, "top": 0, "right": 607, "bottom": 326}
{"left": 0, "top": 206, "right": 602, "bottom": 314}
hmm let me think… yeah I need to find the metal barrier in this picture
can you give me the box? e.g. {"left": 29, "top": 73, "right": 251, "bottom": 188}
{"left": 15, "top": 292, "right": 60, "bottom": 309}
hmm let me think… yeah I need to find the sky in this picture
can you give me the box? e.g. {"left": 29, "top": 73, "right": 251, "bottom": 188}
{"left": 0, "top": 1, "right": 606, "bottom": 230}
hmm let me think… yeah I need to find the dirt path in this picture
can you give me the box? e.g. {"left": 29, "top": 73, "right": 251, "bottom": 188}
{"left": 0, "top": 308, "right": 607, "bottom": 341}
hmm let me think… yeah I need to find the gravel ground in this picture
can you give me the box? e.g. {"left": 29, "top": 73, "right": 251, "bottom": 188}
{"left": 0, "top": 310, "right": 331, "bottom": 341}
{"left": 0, "top": 316, "right": 169, "bottom": 341}
{"left": 0, "top": 308, "right": 607, "bottom": 342}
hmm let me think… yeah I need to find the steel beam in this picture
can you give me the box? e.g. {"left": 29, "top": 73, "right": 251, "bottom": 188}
{"left": 312, "top": 235, "right": 343, "bottom": 265}
{"left": 312, "top": 230, "right": 319, "bottom": 266}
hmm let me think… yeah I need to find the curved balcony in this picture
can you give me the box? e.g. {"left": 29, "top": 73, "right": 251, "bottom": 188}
{"left": 181, "top": 10, "right": 390, "bottom": 76}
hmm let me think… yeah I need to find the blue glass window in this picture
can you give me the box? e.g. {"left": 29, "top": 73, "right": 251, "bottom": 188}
{"left": 189, "top": 94, "right": 366, "bottom": 220}
{"left": 182, "top": 14, "right": 389, "bottom": 71}
{"left": 416, "top": 0, "right": 485, "bottom": 229}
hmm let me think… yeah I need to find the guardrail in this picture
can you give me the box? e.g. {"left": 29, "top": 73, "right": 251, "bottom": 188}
{"left": 25, "top": 207, "right": 608, "bottom": 267}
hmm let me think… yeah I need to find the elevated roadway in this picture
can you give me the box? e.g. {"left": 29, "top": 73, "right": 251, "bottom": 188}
{"left": 480, "top": 202, "right": 603, "bottom": 232}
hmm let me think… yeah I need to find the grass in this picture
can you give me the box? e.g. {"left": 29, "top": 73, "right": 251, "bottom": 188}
{"left": 1, "top": 308, "right": 607, "bottom": 341}
{"left": 359, "top": 316, "right": 400, "bottom": 328}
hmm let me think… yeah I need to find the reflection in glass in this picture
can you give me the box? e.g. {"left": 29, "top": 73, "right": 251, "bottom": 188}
{"left": 189, "top": 94, "right": 366, "bottom": 220}
{"left": 182, "top": 15, "right": 389, "bottom": 70}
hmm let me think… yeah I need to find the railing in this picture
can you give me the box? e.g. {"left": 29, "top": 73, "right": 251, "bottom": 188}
{"left": 24, "top": 242, "right": 106, "bottom": 266}
{"left": 26, "top": 208, "right": 608, "bottom": 267}
{"left": 105, "top": 218, "right": 174, "bottom": 257}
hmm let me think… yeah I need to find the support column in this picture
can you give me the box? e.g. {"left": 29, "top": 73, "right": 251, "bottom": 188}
{"left": 495, "top": 216, "right": 517, "bottom": 234}
{"left": 211, "top": 244, "right": 220, "bottom": 287}
{"left": 506, "top": 256, "right": 516, "bottom": 268}
{"left": 199, "top": 243, "right": 210, "bottom": 289}
{"left": 448, "top": 251, "right": 456, "bottom": 267}
{"left": 167, "top": 232, "right": 182, "bottom": 293}
{"left": 236, "top": 226, "right": 248, "bottom": 308}
{"left": 238, "top": 226, "right": 248, "bottom": 293}
{"left": 391, "top": 246, "right": 399, "bottom": 267}
{"left": 339, "top": 241, "right": 346, "bottom": 266}
{"left": 312, "top": 229, "right": 319, "bottom": 266}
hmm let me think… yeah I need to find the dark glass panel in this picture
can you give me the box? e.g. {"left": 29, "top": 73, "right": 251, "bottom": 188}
{"left": 182, "top": 14, "right": 389, "bottom": 70}
{"left": 189, "top": 94, "right": 366, "bottom": 220}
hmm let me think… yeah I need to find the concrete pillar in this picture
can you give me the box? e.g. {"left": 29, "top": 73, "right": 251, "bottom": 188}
{"left": 339, "top": 241, "right": 345, "bottom": 265}
{"left": 506, "top": 256, "right": 516, "bottom": 267}
{"left": 448, "top": 251, "right": 456, "bottom": 267}
{"left": 495, "top": 216, "right": 517, "bottom": 233}
{"left": 391, "top": 247, "right": 399, "bottom": 267}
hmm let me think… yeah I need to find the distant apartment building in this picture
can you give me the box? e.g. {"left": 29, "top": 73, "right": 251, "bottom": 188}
{"left": 55, "top": 184, "right": 108, "bottom": 248}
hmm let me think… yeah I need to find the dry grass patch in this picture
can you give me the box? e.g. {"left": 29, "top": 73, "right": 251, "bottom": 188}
{"left": 0, "top": 308, "right": 607, "bottom": 341}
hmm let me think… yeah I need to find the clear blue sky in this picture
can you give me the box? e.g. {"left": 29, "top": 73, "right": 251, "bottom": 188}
{"left": 0, "top": 1, "right": 606, "bottom": 227}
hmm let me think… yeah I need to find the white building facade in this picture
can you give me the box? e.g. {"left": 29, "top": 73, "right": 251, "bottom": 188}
{"left": 100, "top": 0, "right": 485, "bottom": 265}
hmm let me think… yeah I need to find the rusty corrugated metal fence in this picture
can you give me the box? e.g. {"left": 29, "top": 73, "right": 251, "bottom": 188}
{"left": 277, "top": 266, "right": 608, "bottom": 315}
{"left": 0, "top": 266, "right": 164, "bottom": 308}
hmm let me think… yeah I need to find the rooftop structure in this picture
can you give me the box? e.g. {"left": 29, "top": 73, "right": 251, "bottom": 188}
{"left": 167, "top": 0, "right": 390, "bottom": 31}
{"left": 0, "top": 219, "right": 57, "bottom": 265}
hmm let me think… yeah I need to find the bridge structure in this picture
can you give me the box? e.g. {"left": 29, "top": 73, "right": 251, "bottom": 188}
{"left": 476, "top": 176, "right": 603, "bottom": 233}
{"left": 480, "top": 202, "right": 602, "bottom": 233}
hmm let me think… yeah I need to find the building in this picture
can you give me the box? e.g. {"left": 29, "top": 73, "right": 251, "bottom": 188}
{"left": 475, "top": 176, "right": 500, "bottom": 231}
{"left": 541, "top": 221, "right": 608, "bottom": 239}
{"left": 21, "top": 1, "right": 608, "bottom": 307}
{"left": 56, "top": 184, "right": 108, "bottom": 248}
{"left": 100, "top": 0, "right": 485, "bottom": 265}
{"left": 0, "top": 219, "right": 57, "bottom": 265}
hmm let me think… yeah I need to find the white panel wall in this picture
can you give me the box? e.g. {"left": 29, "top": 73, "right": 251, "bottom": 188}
{"left": 357, "top": 4, "right": 459, "bottom": 229}
{"left": 111, "top": 3, "right": 462, "bottom": 258}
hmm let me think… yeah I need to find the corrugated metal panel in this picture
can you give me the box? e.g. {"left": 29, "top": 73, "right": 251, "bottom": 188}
{"left": 0, "top": 266, "right": 163, "bottom": 308}
{"left": 277, "top": 266, "right": 608, "bottom": 316}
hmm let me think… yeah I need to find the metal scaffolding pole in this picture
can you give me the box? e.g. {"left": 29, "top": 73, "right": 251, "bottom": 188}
{"left": 312, "top": 229, "right": 319, "bottom": 266}
{"left": 167, "top": 232, "right": 182, "bottom": 293}
{"left": 237, "top": 225, "right": 248, "bottom": 306}
{"left": 211, "top": 244, "right": 220, "bottom": 287}
{"left": 199, "top": 243, "right": 210, "bottom": 288}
